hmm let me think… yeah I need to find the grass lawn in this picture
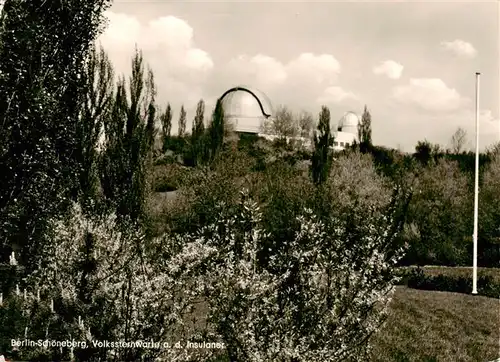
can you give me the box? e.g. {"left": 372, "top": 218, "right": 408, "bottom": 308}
{"left": 181, "top": 282, "right": 500, "bottom": 361}
{"left": 370, "top": 286, "right": 500, "bottom": 362}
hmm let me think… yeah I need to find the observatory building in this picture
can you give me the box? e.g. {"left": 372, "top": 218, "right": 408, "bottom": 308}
{"left": 332, "top": 111, "right": 359, "bottom": 151}
{"left": 219, "top": 85, "right": 274, "bottom": 134}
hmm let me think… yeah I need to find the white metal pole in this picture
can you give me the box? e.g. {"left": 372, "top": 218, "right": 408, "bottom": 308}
{"left": 472, "top": 72, "right": 480, "bottom": 295}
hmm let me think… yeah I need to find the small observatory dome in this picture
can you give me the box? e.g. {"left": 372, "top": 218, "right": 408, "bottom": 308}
{"left": 337, "top": 111, "right": 359, "bottom": 135}
{"left": 219, "top": 85, "right": 274, "bottom": 134}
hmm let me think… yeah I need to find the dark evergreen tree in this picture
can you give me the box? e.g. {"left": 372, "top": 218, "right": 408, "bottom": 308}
{"left": 310, "top": 106, "right": 333, "bottom": 185}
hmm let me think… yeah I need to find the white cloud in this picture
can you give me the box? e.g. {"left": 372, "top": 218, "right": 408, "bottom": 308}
{"left": 317, "top": 86, "right": 357, "bottom": 104}
{"left": 372, "top": 60, "right": 404, "bottom": 79}
{"left": 226, "top": 52, "right": 341, "bottom": 89}
{"left": 226, "top": 54, "right": 288, "bottom": 86}
{"left": 440, "top": 39, "right": 477, "bottom": 58}
{"left": 98, "top": 12, "right": 214, "bottom": 104}
{"left": 286, "top": 53, "right": 341, "bottom": 84}
{"left": 100, "top": 12, "right": 142, "bottom": 46}
{"left": 392, "top": 78, "right": 469, "bottom": 112}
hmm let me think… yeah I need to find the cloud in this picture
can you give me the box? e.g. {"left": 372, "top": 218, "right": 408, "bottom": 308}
{"left": 223, "top": 52, "right": 342, "bottom": 110}
{"left": 317, "top": 86, "right": 357, "bottom": 104}
{"left": 226, "top": 54, "right": 288, "bottom": 86}
{"left": 286, "top": 53, "right": 341, "bottom": 84}
{"left": 440, "top": 39, "right": 477, "bottom": 58}
{"left": 226, "top": 52, "right": 341, "bottom": 89}
{"left": 392, "top": 78, "right": 469, "bottom": 112}
{"left": 372, "top": 60, "right": 404, "bottom": 79}
{"left": 98, "top": 12, "right": 214, "bottom": 104}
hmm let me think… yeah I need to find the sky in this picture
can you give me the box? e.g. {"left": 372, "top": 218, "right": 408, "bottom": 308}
{"left": 98, "top": 0, "right": 500, "bottom": 152}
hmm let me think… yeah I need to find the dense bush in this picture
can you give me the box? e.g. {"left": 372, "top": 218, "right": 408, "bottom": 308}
{"left": 325, "top": 151, "right": 392, "bottom": 213}
{"left": 479, "top": 153, "right": 500, "bottom": 267}
{"left": 164, "top": 148, "right": 256, "bottom": 235}
{"left": 1, "top": 182, "right": 409, "bottom": 361}
{"left": 401, "top": 159, "right": 471, "bottom": 266}
{"left": 152, "top": 163, "right": 190, "bottom": 192}
{"left": 252, "top": 160, "right": 315, "bottom": 270}
{"left": 401, "top": 267, "right": 500, "bottom": 298}
{"left": 163, "top": 135, "right": 189, "bottom": 156}
{"left": 1, "top": 202, "right": 207, "bottom": 362}
{"left": 170, "top": 189, "right": 407, "bottom": 361}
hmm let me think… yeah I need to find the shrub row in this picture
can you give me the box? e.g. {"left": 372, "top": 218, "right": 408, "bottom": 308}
{"left": 396, "top": 267, "right": 500, "bottom": 298}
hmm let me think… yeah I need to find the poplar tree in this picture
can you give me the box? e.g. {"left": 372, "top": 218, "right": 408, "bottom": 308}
{"left": 358, "top": 105, "right": 372, "bottom": 149}
{"left": 178, "top": 105, "right": 187, "bottom": 137}
{"left": 99, "top": 48, "right": 156, "bottom": 225}
{"left": 0, "top": 0, "right": 111, "bottom": 270}
{"left": 310, "top": 106, "right": 333, "bottom": 185}
{"left": 190, "top": 99, "right": 206, "bottom": 166}
{"left": 77, "top": 45, "right": 114, "bottom": 214}
{"left": 208, "top": 99, "right": 225, "bottom": 162}
{"left": 160, "top": 103, "right": 172, "bottom": 151}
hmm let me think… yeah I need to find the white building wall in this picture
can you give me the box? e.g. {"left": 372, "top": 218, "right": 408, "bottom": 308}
{"left": 332, "top": 131, "right": 357, "bottom": 151}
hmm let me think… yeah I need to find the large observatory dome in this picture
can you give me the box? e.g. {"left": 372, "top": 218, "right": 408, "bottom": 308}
{"left": 337, "top": 111, "right": 359, "bottom": 135}
{"left": 219, "top": 85, "right": 274, "bottom": 134}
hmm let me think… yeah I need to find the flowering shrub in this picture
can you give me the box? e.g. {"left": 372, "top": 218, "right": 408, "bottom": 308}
{"left": 5, "top": 182, "right": 407, "bottom": 361}
{"left": 170, "top": 189, "right": 407, "bottom": 361}
{"left": 12, "top": 202, "right": 203, "bottom": 361}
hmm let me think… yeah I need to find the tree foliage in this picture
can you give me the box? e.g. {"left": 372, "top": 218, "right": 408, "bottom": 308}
{"left": 98, "top": 48, "right": 156, "bottom": 226}
{"left": 479, "top": 152, "right": 500, "bottom": 265}
{"left": 414, "top": 139, "right": 441, "bottom": 167}
{"left": 310, "top": 106, "right": 333, "bottom": 185}
{"left": 358, "top": 105, "right": 372, "bottom": 147}
{"left": 0, "top": 0, "right": 111, "bottom": 270}
{"left": 77, "top": 45, "right": 114, "bottom": 214}
{"left": 402, "top": 159, "right": 471, "bottom": 266}
{"left": 178, "top": 104, "right": 187, "bottom": 138}
{"left": 298, "top": 110, "right": 314, "bottom": 139}
{"left": 160, "top": 102, "right": 173, "bottom": 151}
{"left": 176, "top": 189, "right": 407, "bottom": 361}
{"left": 208, "top": 98, "right": 225, "bottom": 163}
{"left": 449, "top": 127, "right": 467, "bottom": 154}
{"left": 189, "top": 99, "right": 208, "bottom": 167}
{"left": 270, "top": 105, "right": 299, "bottom": 141}
{"left": 4, "top": 202, "right": 203, "bottom": 362}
